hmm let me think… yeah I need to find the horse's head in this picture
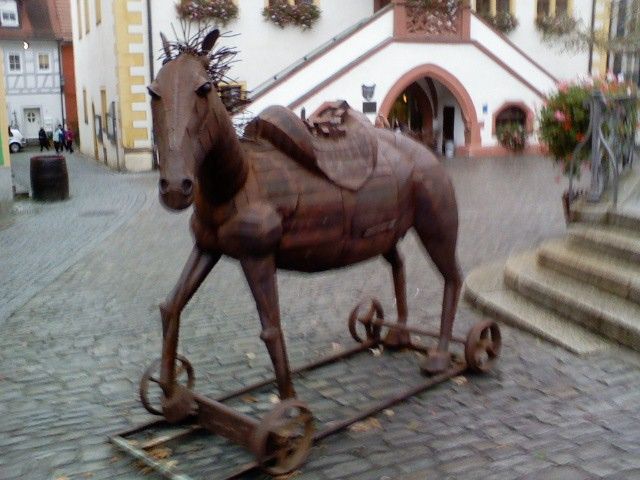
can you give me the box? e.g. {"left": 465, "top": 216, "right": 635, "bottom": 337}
{"left": 149, "top": 29, "right": 220, "bottom": 211}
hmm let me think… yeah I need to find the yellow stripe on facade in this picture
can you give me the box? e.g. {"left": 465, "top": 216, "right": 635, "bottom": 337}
{"left": 114, "top": 0, "right": 148, "bottom": 148}
{"left": 592, "top": 0, "right": 611, "bottom": 76}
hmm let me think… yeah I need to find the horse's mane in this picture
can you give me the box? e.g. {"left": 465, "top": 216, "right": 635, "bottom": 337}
{"left": 160, "top": 25, "right": 251, "bottom": 114}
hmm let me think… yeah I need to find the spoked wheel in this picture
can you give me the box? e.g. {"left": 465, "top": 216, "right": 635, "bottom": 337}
{"left": 465, "top": 320, "right": 501, "bottom": 373}
{"left": 139, "top": 355, "right": 195, "bottom": 416}
{"left": 252, "top": 399, "right": 315, "bottom": 476}
{"left": 348, "top": 298, "right": 384, "bottom": 345}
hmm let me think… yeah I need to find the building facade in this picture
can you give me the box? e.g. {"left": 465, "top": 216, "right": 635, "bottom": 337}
{"left": 71, "top": 0, "right": 613, "bottom": 170}
{"left": 0, "top": 0, "right": 74, "bottom": 141}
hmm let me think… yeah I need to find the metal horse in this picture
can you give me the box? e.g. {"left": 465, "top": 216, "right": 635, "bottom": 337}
{"left": 149, "top": 30, "right": 462, "bottom": 422}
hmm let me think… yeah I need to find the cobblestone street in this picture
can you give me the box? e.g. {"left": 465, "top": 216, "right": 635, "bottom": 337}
{"left": 2, "top": 151, "right": 640, "bottom": 480}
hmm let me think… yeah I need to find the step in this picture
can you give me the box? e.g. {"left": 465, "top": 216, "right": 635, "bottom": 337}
{"left": 505, "top": 252, "right": 640, "bottom": 351}
{"left": 609, "top": 198, "right": 640, "bottom": 231}
{"left": 538, "top": 238, "right": 640, "bottom": 304}
{"left": 464, "top": 262, "right": 611, "bottom": 354}
{"left": 568, "top": 224, "right": 640, "bottom": 265}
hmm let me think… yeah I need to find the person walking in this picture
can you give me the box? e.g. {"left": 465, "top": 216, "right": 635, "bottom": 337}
{"left": 38, "top": 127, "right": 49, "bottom": 152}
{"left": 53, "top": 125, "right": 63, "bottom": 153}
{"left": 64, "top": 128, "right": 74, "bottom": 153}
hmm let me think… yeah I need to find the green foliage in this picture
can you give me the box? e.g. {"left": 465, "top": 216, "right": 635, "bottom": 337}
{"left": 176, "top": 0, "right": 239, "bottom": 25}
{"left": 262, "top": 1, "right": 321, "bottom": 30}
{"left": 496, "top": 122, "right": 527, "bottom": 152}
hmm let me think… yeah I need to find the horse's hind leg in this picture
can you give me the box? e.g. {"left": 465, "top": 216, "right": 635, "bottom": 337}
{"left": 241, "top": 255, "right": 296, "bottom": 400}
{"left": 382, "top": 245, "right": 411, "bottom": 349}
{"left": 414, "top": 183, "right": 462, "bottom": 374}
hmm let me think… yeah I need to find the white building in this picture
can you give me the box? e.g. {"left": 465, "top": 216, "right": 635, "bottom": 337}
{"left": 71, "top": 0, "right": 612, "bottom": 170}
{"left": 0, "top": 0, "right": 73, "bottom": 141}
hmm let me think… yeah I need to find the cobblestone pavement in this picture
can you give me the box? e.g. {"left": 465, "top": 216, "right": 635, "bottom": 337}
{"left": 2, "top": 154, "right": 640, "bottom": 480}
{"left": 0, "top": 148, "right": 155, "bottom": 324}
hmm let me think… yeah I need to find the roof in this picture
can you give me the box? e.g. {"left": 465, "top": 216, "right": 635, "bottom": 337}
{"left": 0, "top": 0, "right": 72, "bottom": 42}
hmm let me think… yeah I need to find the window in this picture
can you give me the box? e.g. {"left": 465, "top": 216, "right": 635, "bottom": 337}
{"left": 8, "top": 53, "right": 20, "bottom": 72}
{"left": 0, "top": 0, "right": 19, "bottom": 27}
{"left": 84, "top": 0, "right": 90, "bottom": 33}
{"left": 556, "top": 0, "right": 568, "bottom": 15}
{"left": 77, "top": 0, "right": 83, "bottom": 38}
{"left": 476, "top": 0, "right": 491, "bottom": 16}
{"left": 95, "top": 0, "right": 101, "bottom": 24}
{"left": 496, "top": 0, "right": 509, "bottom": 14}
{"left": 496, "top": 106, "right": 526, "bottom": 128}
{"left": 83, "top": 88, "right": 88, "bottom": 124}
{"left": 38, "top": 53, "right": 51, "bottom": 72}
{"left": 537, "top": 0, "right": 570, "bottom": 18}
{"left": 537, "top": 0, "right": 549, "bottom": 17}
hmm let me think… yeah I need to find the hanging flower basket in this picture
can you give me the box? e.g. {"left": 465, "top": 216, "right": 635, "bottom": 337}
{"left": 480, "top": 10, "right": 518, "bottom": 33}
{"left": 535, "top": 14, "right": 578, "bottom": 37}
{"left": 176, "top": 0, "right": 239, "bottom": 25}
{"left": 262, "top": 1, "right": 321, "bottom": 30}
{"left": 405, "top": 0, "right": 460, "bottom": 14}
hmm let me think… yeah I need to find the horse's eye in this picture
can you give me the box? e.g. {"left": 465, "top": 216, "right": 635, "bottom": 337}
{"left": 147, "top": 86, "right": 161, "bottom": 100}
{"left": 196, "top": 82, "right": 212, "bottom": 97}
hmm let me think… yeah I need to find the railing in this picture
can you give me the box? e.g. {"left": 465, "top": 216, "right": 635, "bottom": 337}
{"left": 250, "top": 5, "right": 394, "bottom": 101}
{"left": 569, "top": 92, "right": 637, "bottom": 208}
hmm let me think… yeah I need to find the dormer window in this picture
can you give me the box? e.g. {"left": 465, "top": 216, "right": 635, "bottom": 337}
{"left": 0, "top": 0, "right": 19, "bottom": 27}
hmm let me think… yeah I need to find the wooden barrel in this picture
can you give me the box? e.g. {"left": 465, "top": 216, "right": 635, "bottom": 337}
{"left": 30, "top": 155, "right": 69, "bottom": 201}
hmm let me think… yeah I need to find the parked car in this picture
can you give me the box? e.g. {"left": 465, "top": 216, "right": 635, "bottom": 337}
{"left": 8, "top": 127, "right": 26, "bottom": 153}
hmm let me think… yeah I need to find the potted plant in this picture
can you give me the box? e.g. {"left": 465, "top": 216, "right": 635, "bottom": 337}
{"left": 496, "top": 121, "right": 527, "bottom": 152}
{"left": 538, "top": 77, "right": 638, "bottom": 220}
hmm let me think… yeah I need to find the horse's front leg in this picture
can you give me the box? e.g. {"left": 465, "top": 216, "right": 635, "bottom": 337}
{"left": 241, "top": 255, "right": 296, "bottom": 400}
{"left": 160, "top": 245, "right": 221, "bottom": 422}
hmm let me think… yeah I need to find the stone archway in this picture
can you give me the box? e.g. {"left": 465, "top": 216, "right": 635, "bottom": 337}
{"left": 380, "top": 64, "right": 481, "bottom": 153}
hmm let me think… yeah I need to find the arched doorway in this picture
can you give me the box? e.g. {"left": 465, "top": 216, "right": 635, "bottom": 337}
{"left": 380, "top": 64, "right": 481, "bottom": 156}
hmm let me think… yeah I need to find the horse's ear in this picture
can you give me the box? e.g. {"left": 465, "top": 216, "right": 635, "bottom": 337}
{"left": 201, "top": 29, "right": 220, "bottom": 55}
{"left": 160, "top": 32, "right": 172, "bottom": 59}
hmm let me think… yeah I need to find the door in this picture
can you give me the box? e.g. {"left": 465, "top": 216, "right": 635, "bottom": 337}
{"left": 442, "top": 106, "right": 455, "bottom": 154}
{"left": 23, "top": 108, "right": 41, "bottom": 140}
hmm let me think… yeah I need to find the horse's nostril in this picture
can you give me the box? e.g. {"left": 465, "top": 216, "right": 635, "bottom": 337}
{"left": 159, "top": 178, "right": 169, "bottom": 194}
{"left": 182, "top": 179, "right": 193, "bottom": 196}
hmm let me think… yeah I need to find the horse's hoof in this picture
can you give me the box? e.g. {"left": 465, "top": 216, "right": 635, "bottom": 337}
{"left": 420, "top": 350, "right": 451, "bottom": 375}
{"left": 162, "top": 384, "right": 198, "bottom": 423}
{"left": 382, "top": 328, "right": 411, "bottom": 350}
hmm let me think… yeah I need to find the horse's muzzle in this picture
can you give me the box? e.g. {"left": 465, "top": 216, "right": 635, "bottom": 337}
{"left": 159, "top": 177, "right": 194, "bottom": 211}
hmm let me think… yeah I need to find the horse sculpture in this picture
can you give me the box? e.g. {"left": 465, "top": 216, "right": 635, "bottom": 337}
{"left": 149, "top": 29, "right": 464, "bottom": 425}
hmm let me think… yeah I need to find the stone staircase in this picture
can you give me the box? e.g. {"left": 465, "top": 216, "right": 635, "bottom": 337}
{"left": 464, "top": 170, "right": 640, "bottom": 354}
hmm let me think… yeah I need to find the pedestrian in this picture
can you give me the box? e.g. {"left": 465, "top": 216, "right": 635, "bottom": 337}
{"left": 38, "top": 127, "right": 49, "bottom": 152}
{"left": 64, "top": 128, "right": 74, "bottom": 153}
{"left": 53, "top": 124, "right": 63, "bottom": 153}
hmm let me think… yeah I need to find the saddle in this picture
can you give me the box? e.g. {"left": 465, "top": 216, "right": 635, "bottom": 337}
{"left": 244, "top": 101, "right": 377, "bottom": 191}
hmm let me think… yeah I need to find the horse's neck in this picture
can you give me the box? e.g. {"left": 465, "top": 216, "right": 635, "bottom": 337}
{"left": 198, "top": 98, "right": 248, "bottom": 205}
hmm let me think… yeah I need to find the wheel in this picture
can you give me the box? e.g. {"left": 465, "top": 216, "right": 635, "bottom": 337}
{"left": 347, "top": 298, "right": 383, "bottom": 345}
{"left": 139, "top": 355, "right": 195, "bottom": 416}
{"left": 465, "top": 320, "right": 501, "bottom": 373}
{"left": 9, "top": 142, "right": 20, "bottom": 153}
{"left": 252, "top": 399, "right": 315, "bottom": 476}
